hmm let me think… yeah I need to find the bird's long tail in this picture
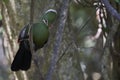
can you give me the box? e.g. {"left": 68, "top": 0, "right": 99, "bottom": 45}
{"left": 11, "top": 40, "right": 32, "bottom": 71}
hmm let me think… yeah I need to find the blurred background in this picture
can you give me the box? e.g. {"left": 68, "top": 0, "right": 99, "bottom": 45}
{"left": 0, "top": 0, "right": 120, "bottom": 80}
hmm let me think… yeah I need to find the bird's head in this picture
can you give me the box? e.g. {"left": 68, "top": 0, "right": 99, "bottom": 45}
{"left": 42, "top": 9, "right": 57, "bottom": 26}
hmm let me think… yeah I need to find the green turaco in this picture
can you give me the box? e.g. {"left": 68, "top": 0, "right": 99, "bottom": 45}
{"left": 11, "top": 9, "right": 57, "bottom": 71}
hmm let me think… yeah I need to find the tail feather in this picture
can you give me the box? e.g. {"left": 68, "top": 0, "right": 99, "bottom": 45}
{"left": 11, "top": 41, "right": 32, "bottom": 71}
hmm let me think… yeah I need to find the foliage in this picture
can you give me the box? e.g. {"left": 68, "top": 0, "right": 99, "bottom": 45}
{"left": 0, "top": 0, "right": 120, "bottom": 80}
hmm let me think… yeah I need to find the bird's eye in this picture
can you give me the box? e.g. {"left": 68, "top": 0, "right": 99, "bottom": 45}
{"left": 43, "top": 19, "right": 48, "bottom": 25}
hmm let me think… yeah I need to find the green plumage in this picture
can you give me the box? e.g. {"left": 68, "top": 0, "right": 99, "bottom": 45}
{"left": 42, "top": 11, "right": 57, "bottom": 26}
{"left": 11, "top": 9, "right": 57, "bottom": 71}
{"left": 32, "top": 9, "right": 57, "bottom": 49}
{"left": 32, "top": 22, "right": 49, "bottom": 48}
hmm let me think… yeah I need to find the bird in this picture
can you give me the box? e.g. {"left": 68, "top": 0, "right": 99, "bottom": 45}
{"left": 11, "top": 9, "right": 57, "bottom": 71}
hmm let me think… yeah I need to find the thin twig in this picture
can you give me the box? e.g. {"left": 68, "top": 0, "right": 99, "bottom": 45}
{"left": 29, "top": 0, "right": 34, "bottom": 54}
{"left": 30, "top": 0, "right": 34, "bottom": 23}
{"left": 78, "top": 11, "right": 95, "bottom": 33}
{"left": 55, "top": 9, "right": 95, "bottom": 67}
{"left": 29, "top": 0, "right": 44, "bottom": 80}
{"left": 56, "top": 42, "right": 72, "bottom": 64}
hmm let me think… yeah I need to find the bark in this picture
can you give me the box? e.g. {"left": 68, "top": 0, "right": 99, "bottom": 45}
{"left": 112, "top": 25, "right": 120, "bottom": 80}
{"left": 46, "top": 0, "right": 70, "bottom": 80}
{"left": 1, "top": 0, "right": 29, "bottom": 80}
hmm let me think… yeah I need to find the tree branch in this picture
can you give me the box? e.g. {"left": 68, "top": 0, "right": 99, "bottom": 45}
{"left": 101, "top": 0, "right": 120, "bottom": 21}
{"left": 45, "top": 0, "right": 70, "bottom": 80}
{"left": 101, "top": 21, "right": 119, "bottom": 80}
